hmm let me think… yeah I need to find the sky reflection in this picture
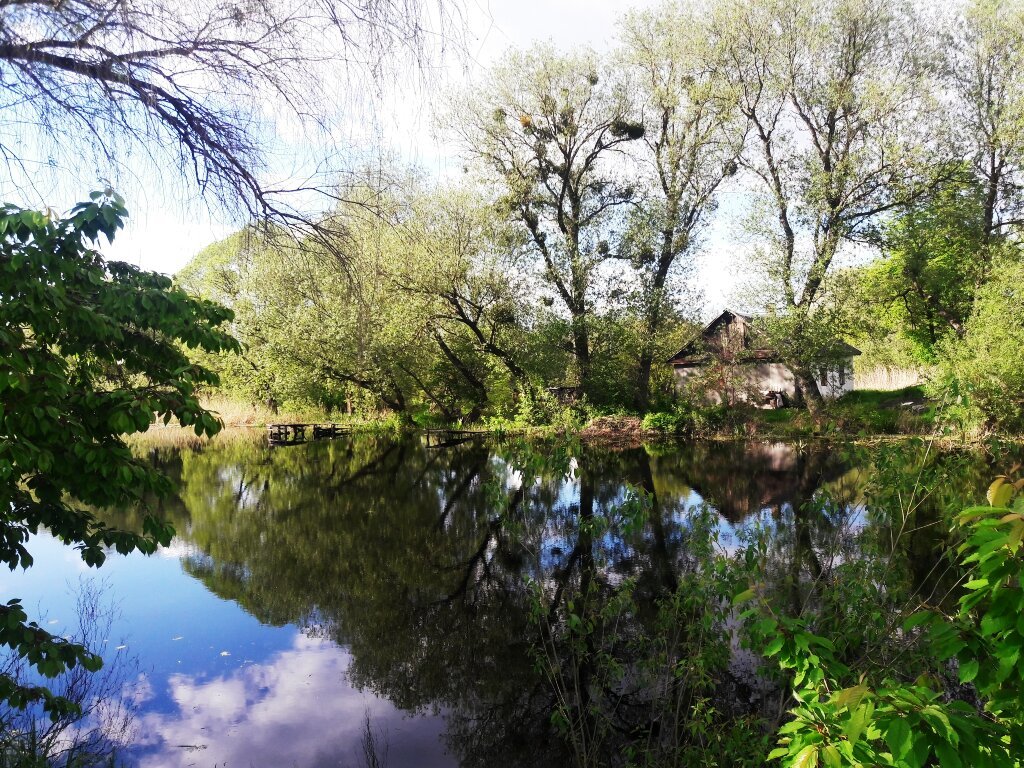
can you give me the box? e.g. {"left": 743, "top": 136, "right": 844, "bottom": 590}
{"left": 132, "top": 634, "right": 452, "bottom": 768}
{"left": 1, "top": 533, "right": 452, "bottom": 768}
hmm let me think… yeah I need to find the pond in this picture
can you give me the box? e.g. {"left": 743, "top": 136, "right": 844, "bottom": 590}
{"left": 1, "top": 434, "right": 1014, "bottom": 767}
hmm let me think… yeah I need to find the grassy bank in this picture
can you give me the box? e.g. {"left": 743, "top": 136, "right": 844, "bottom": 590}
{"left": 518, "top": 386, "right": 940, "bottom": 442}
{"left": 130, "top": 387, "right": 942, "bottom": 448}
{"left": 637, "top": 387, "right": 936, "bottom": 440}
{"left": 127, "top": 396, "right": 405, "bottom": 449}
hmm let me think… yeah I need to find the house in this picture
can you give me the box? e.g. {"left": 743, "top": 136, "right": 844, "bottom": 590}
{"left": 668, "top": 309, "right": 860, "bottom": 406}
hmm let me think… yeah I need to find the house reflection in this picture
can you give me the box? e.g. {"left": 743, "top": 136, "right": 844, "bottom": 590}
{"left": 651, "top": 441, "right": 853, "bottom": 524}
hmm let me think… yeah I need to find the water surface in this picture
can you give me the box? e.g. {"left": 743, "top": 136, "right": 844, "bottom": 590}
{"left": 3, "top": 434, "right": 1010, "bottom": 766}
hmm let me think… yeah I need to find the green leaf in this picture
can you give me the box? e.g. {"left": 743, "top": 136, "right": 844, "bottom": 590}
{"left": 844, "top": 704, "right": 869, "bottom": 746}
{"left": 988, "top": 478, "right": 1013, "bottom": 508}
{"left": 733, "top": 588, "right": 756, "bottom": 605}
{"left": 884, "top": 718, "right": 912, "bottom": 760}
{"left": 835, "top": 684, "right": 868, "bottom": 708}
{"left": 903, "top": 610, "right": 934, "bottom": 631}
{"left": 791, "top": 745, "right": 819, "bottom": 768}
{"left": 821, "top": 745, "right": 842, "bottom": 768}
{"left": 932, "top": 741, "right": 962, "bottom": 768}
{"left": 958, "top": 658, "right": 979, "bottom": 684}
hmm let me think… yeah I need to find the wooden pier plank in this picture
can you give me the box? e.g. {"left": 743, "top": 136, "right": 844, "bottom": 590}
{"left": 267, "top": 422, "right": 352, "bottom": 445}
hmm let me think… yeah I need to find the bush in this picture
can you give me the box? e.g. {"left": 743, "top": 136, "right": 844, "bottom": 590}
{"left": 640, "top": 411, "right": 680, "bottom": 432}
{"left": 750, "top": 471, "right": 1024, "bottom": 767}
{"left": 935, "top": 255, "right": 1024, "bottom": 432}
{"left": 641, "top": 404, "right": 728, "bottom": 437}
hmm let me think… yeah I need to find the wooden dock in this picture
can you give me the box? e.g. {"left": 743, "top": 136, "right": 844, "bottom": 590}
{"left": 267, "top": 423, "right": 350, "bottom": 445}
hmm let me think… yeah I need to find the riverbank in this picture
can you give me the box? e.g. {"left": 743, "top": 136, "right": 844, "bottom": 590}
{"left": 126, "top": 387, "right": 953, "bottom": 448}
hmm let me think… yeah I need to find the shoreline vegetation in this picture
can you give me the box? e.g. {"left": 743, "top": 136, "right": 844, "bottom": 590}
{"left": 127, "top": 385, "right": 984, "bottom": 449}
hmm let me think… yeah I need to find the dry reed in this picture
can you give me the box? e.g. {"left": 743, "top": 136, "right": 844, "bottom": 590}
{"left": 854, "top": 366, "right": 927, "bottom": 391}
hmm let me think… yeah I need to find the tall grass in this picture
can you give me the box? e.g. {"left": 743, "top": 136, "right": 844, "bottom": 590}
{"left": 125, "top": 425, "right": 265, "bottom": 451}
{"left": 199, "top": 395, "right": 333, "bottom": 427}
{"left": 126, "top": 397, "right": 407, "bottom": 449}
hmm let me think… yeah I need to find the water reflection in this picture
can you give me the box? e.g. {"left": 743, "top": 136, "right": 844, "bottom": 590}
{"left": 133, "top": 635, "right": 451, "bottom": 768}
{"left": 649, "top": 441, "right": 851, "bottom": 522}
{"left": 66, "top": 436, "right": 1010, "bottom": 765}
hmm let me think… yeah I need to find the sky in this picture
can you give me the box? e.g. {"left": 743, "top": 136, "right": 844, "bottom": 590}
{"left": 8, "top": 0, "right": 762, "bottom": 312}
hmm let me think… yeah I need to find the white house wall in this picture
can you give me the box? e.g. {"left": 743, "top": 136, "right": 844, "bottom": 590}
{"left": 817, "top": 361, "right": 856, "bottom": 399}
{"left": 674, "top": 359, "right": 855, "bottom": 404}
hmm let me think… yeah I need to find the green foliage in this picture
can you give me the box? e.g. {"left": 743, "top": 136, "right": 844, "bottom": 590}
{"left": 0, "top": 194, "right": 237, "bottom": 717}
{"left": 934, "top": 254, "right": 1024, "bottom": 431}
{"left": 640, "top": 404, "right": 728, "bottom": 437}
{"left": 637, "top": 391, "right": 936, "bottom": 439}
{"left": 833, "top": 387, "right": 926, "bottom": 408}
{"left": 749, "top": 467, "right": 1024, "bottom": 767}
{"left": 844, "top": 178, "right": 990, "bottom": 366}
{"left": 179, "top": 184, "right": 549, "bottom": 422}
{"left": 820, "top": 387, "right": 934, "bottom": 436}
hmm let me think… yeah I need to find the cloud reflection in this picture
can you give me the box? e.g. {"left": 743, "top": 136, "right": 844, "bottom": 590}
{"left": 133, "top": 634, "right": 453, "bottom": 768}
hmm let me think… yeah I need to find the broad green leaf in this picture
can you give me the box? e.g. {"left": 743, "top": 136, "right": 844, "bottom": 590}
{"left": 835, "top": 684, "right": 869, "bottom": 708}
{"left": 733, "top": 588, "right": 756, "bottom": 605}
{"left": 821, "top": 745, "right": 842, "bottom": 768}
{"left": 792, "top": 745, "right": 819, "bottom": 768}
{"left": 932, "top": 741, "right": 962, "bottom": 768}
{"left": 958, "top": 659, "right": 979, "bottom": 684}
{"left": 884, "top": 718, "right": 912, "bottom": 760}
{"left": 844, "top": 704, "right": 869, "bottom": 746}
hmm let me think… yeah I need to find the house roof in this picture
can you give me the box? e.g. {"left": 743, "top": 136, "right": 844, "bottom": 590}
{"left": 667, "top": 309, "right": 861, "bottom": 365}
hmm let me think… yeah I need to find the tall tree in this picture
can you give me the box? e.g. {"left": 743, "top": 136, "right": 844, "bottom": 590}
{"left": 179, "top": 184, "right": 529, "bottom": 422}
{"left": 947, "top": 0, "right": 1024, "bottom": 243}
{"left": 718, "top": 0, "right": 940, "bottom": 413}
{"left": 618, "top": 1, "right": 745, "bottom": 409}
{"left": 453, "top": 43, "right": 643, "bottom": 397}
{"left": 180, "top": 200, "right": 433, "bottom": 417}
{"left": 395, "top": 187, "right": 536, "bottom": 405}
{"left": 871, "top": 177, "right": 990, "bottom": 357}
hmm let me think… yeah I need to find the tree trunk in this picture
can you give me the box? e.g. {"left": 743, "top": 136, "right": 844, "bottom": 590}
{"left": 433, "top": 331, "right": 488, "bottom": 419}
{"left": 571, "top": 316, "right": 591, "bottom": 395}
{"left": 633, "top": 245, "right": 675, "bottom": 412}
{"left": 634, "top": 352, "right": 655, "bottom": 412}
{"left": 794, "top": 369, "right": 825, "bottom": 419}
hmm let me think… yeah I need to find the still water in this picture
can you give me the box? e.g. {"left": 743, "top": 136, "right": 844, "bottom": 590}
{"left": 1, "top": 434, "right": 1011, "bottom": 767}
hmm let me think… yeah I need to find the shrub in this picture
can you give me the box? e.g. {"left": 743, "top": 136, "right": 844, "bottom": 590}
{"left": 641, "top": 404, "right": 730, "bottom": 437}
{"left": 747, "top": 470, "right": 1024, "bottom": 767}
{"left": 934, "top": 255, "right": 1024, "bottom": 432}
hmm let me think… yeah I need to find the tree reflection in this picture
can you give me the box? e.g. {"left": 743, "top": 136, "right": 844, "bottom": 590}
{"left": 99, "top": 434, "right": 1011, "bottom": 766}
